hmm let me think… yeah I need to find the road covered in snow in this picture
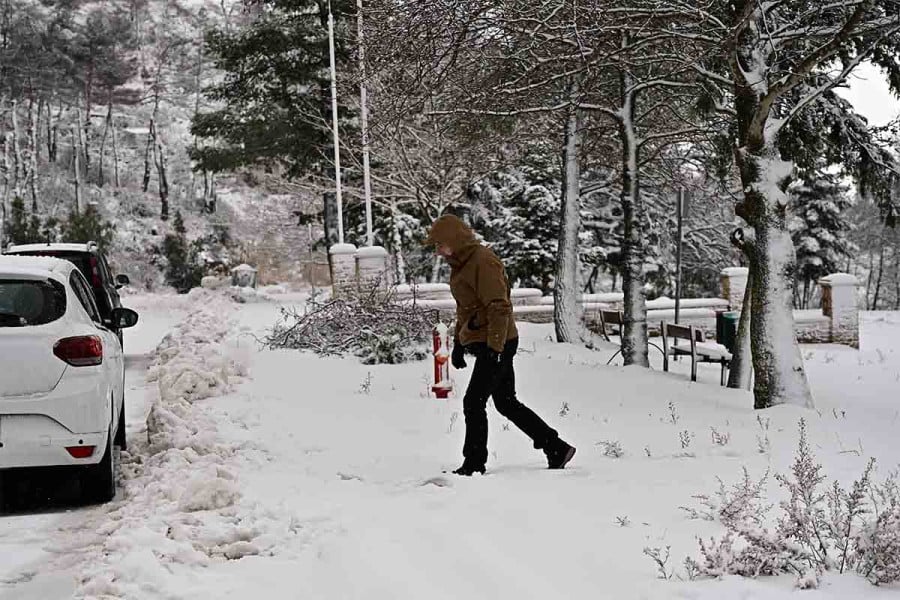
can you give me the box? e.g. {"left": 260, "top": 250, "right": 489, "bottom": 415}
{"left": 1, "top": 289, "right": 899, "bottom": 599}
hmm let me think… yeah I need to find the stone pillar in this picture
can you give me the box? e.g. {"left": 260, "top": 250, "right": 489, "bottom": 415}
{"left": 819, "top": 273, "right": 860, "bottom": 348}
{"left": 329, "top": 243, "right": 358, "bottom": 296}
{"left": 356, "top": 245, "right": 390, "bottom": 290}
{"left": 231, "top": 264, "right": 258, "bottom": 288}
{"left": 720, "top": 267, "right": 749, "bottom": 310}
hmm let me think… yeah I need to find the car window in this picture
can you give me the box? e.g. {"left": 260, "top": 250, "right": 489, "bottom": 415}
{"left": 99, "top": 256, "right": 114, "bottom": 284}
{"left": 70, "top": 271, "right": 102, "bottom": 323}
{"left": 0, "top": 279, "right": 67, "bottom": 327}
{"left": 12, "top": 250, "right": 96, "bottom": 283}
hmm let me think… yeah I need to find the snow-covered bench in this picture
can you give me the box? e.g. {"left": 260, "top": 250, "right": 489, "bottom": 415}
{"left": 660, "top": 321, "right": 732, "bottom": 386}
{"left": 597, "top": 309, "right": 665, "bottom": 365}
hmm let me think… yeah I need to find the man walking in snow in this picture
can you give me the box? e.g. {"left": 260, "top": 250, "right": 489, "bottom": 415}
{"left": 424, "top": 214, "right": 576, "bottom": 476}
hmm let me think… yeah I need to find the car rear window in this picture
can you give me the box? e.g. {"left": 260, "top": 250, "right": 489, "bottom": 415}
{"left": 0, "top": 280, "right": 67, "bottom": 327}
{"left": 11, "top": 252, "right": 93, "bottom": 285}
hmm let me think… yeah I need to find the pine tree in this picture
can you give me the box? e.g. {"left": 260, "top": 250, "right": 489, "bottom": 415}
{"left": 162, "top": 211, "right": 203, "bottom": 293}
{"left": 191, "top": 0, "right": 357, "bottom": 177}
{"left": 789, "top": 173, "right": 854, "bottom": 308}
{"left": 61, "top": 204, "right": 116, "bottom": 252}
{"left": 468, "top": 147, "right": 561, "bottom": 292}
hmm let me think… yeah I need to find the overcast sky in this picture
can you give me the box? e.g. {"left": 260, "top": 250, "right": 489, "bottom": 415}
{"left": 837, "top": 62, "right": 900, "bottom": 127}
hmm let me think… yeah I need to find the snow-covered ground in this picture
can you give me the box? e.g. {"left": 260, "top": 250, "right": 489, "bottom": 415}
{"left": 1, "top": 291, "right": 898, "bottom": 599}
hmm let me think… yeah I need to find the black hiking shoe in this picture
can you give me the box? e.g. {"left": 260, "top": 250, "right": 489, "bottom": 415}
{"left": 451, "top": 462, "right": 486, "bottom": 476}
{"left": 545, "top": 440, "right": 576, "bottom": 469}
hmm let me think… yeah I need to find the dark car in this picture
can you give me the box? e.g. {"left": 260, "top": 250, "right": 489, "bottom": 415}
{"left": 3, "top": 242, "right": 131, "bottom": 344}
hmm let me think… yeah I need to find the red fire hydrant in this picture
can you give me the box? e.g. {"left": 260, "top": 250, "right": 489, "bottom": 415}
{"left": 431, "top": 322, "right": 452, "bottom": 399}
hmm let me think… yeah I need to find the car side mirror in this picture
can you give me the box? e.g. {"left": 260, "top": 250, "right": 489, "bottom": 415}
{"left": 114, "top": 274, "right": 130, "bottom": 289}
{"left": 111, "top": 307, "right": 139, "bottom": 329}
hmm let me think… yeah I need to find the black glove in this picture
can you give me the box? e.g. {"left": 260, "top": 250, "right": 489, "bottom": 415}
{"left": 451, "top": 339, "right": 467, "bottom": 370}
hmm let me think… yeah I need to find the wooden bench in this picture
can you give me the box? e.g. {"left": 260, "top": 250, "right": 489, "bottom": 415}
{"left": 660, "top": 321, "right": 732, "bottom": 385}
{"left": 598, "top": 309, "right": 664, "bottom": 365}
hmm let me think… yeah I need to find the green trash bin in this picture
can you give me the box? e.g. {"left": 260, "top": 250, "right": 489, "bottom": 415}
{"left": 716, "top": 311, "right": 740, "bottom": 354}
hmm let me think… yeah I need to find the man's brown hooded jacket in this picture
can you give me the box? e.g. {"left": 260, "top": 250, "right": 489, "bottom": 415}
{"left": 424, "top": 215, "right": 518, "bottom": 353}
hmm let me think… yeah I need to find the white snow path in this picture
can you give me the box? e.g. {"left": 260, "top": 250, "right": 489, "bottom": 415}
{"left": 1, "top": 291, "right": 898, "bottom": 599}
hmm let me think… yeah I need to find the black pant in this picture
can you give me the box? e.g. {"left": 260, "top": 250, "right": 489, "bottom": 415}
{"left": 462, "top": 338, "right": 558, "bottom": 466}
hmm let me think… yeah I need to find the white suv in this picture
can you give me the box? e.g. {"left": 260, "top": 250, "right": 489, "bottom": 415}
{"left": 0, "top": 255, "right": 138, "bottom": 505}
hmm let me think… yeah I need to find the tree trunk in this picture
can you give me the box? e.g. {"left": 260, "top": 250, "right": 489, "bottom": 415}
{"left": 27, "top": 99, "right": 38, "bottom": 211}
{"left": 430, "top": 255, "right": 442, "bottom": 283}
{"left": 618, "top": 71, "right": 649, "bottom": 367}
{"left": 111, "top": 113, "right": 120, "bottom": 188}
{"left": 734, "top": 148, "right": 813, "bottom": 409}
{"left": 207, "top": 172, "right": 216, "bottom": 213}
{"left": 71, "top": 126, "right": 82, "bottom": 215}
{"left": 11, "top": 100, "right": 21, "bottom": 197}
{"left": 189, "top": 32, "right": 204, "bottom": 203}
{"left": 50, "top": 102, "right": 62, "bottom": 162}
{"left": 75, "top": 102, "right": 87, "bottom": 177}
{"left": 142, "top": 119, "right": 154, "bottom": 193}
{"left": 82, "top": 73, "right": 92, "bottom": 171}
{"left": 727, "top": 266, "right": 753, "bottom": 389}
{"left": 865, "top": 250, "right": 876, "bottom": 309}
{"left": 154, "top": 136, "right": 169, "bottom": 221}
{"left": 2, "top": 135, "right": 10, "bottom": 206}
{"left": 391, "top": 200, "right": 407, "bottom": 283}
{"left": 872, "top": 235, "right": 886, "bottom": 310}
{"left": 0, "top": 135, "right": 8, "bottom": 245}
{"left": 893, "top": 237, "right": 900, "bottom": 310}
{"left": 98, "top": 101, "right": 112, "bottom": 187}
{"left": 554, "top": 103, "right": 583, "bottom": 344}
{"left": 34, "top": 95, "right": 43, "bottom": 167}
{"left": 44, "top": 98, "right": 53, "bottom": 162}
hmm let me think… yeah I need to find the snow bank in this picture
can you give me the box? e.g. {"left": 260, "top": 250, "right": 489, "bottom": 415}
{"left": 75, "top": 291, "right": 298, "bottom": 598}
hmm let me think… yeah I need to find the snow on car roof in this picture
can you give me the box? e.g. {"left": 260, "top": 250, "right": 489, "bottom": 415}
{"left": 0, "top": 255, "right": 74, "bottom": 281}
{"left": 5, "top": 242, "right": 95, "bottom": 254}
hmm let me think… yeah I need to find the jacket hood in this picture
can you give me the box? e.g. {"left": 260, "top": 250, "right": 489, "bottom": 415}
{"left": 423, "top": 214, "right": 477, "bottom": 252}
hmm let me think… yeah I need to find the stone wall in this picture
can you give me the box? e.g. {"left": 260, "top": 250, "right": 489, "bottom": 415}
{"left": 338, "top": 261, "right": 860, "bottom": 348}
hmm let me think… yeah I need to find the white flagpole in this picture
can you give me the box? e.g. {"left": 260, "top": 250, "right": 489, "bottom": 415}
{"left": 357, "top": 0, "right": 373, "bottom": 247}
{"left": 327, "top": 0, "right": 344, "bottom": 244}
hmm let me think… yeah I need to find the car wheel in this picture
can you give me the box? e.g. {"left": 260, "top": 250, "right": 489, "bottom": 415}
{"left": 81, "top": 430, "right": 116, "bottom": 505}
{"left": 114, "top": 399, "right": 127, "bottom": 451}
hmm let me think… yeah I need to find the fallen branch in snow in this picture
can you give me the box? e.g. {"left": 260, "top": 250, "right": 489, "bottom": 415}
{"left": 264, "top": 286, "right": 439, "bottom": 364}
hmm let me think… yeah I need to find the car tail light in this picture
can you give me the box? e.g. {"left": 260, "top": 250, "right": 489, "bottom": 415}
{"left": 53, "top": 336, "right": 103, "bottom": 366}
{"left": 89, "top": 256, "right": 102, "bottom": 287}
{"left": 66, "top": 445, "right": 96, "bottom": 458}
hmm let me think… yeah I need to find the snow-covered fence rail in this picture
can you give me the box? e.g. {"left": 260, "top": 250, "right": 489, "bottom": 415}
{"left": 391, "top": 267, "right": 860, "bottom": 348}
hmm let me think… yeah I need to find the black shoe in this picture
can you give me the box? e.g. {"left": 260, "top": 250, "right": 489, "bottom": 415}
{"left": 451, "top": 462, "right": 486, "bottom": 476}
{"left": 545, "top": 440, "right": 576, "bottom": 469}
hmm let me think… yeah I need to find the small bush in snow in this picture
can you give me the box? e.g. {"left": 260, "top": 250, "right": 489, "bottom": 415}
{"left": 358, "top": 372, "right": 373, "bottom": 395}
{"left": 683, "top": 419, "right": 899, "bottom": 588}
{"left": 680, "top": 467, "right": 771, "bottom": 526}
{"left": 679, "top": 430, "right": 694, "bottom": 450}
{"left": 597, "top": 440, "right": 624, "bottom": 458}
{"left": 667, "top": 401, "right": 680, "bottom": 425}
{"left": 710, "top": 427, "right": 731, "bottom": 447}
{"left": 643, "top": 545, "right": 673, "bottom": 580}
{"left": 854, "top": 472, "right": 900, "bottom": 584}
{"left": 264, "top": 286, "right": 435, "bottom": 364}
